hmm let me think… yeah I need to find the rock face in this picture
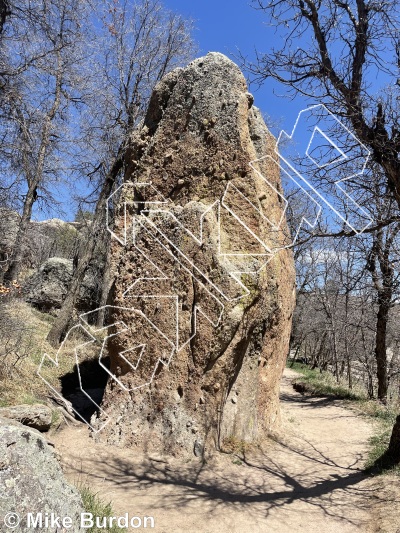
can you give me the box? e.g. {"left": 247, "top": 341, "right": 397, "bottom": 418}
{"left": 0, "top": 419, "right": 84, "bottom": 532}
{"left": 99, "top": 53, "right": 295, "bottom": 455}
{"left": 0, "top": 210, "right": 80, "bottom": 272}
{"left": 0, "top": 404, "right": 52, "bottom": 431}
{"left": 27, "top": 218, "right": 80, "bottom": 266}
{"left": 25, "top": 258, "right": 73, "bottom": 310}
{"left": 24, "top": 257, "right": 100, "bottom": 311}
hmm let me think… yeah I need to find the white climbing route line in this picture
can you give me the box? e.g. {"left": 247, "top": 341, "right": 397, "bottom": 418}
{"left": 37, "top": 104, "right": 373, "bottom": 432}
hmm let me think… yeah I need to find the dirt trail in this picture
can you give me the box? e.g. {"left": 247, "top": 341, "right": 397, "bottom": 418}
{"left": 52, "top": 368, "right": 383, "bottom": 532}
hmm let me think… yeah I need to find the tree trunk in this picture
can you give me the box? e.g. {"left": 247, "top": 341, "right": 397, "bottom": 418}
{"left": 46, "top": 159, "right": 123, "bottom": 347}
{"left": 375, "top": 296, "right": 389, "bottom": 402}
{"left": 4, "top": 56, "right": 62, "bottom": 283}
{"left": 367, "top": 369, "right": 374, "bottom": 399}
{"left": 344, "top": 293, "right": 352, "bottom": 389}
{"left": 0, "top": 0, "right": 9, "bottom": 34}
{"left": 331, "top": 329, "right": 340, "bottom": 382}
{"left": 3, "top": 184, "right": 37, "bottom": 283}
{"left": 346, "top": 353, "right": 352, "bottom": 390}
{"left": 96, "top": 232, "right": 113, "bottom": 328}
{"left": 383, "top": 415, "right": 400, "bottom": 465}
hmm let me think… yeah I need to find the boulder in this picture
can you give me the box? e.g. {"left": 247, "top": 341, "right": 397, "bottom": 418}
{"left": 0, "top": 418, "right": 84, "bottom": 532}
{"left": 26, "top": 218, "right": 80, "bottom": 266}
{"left": 0, "top": 404, "right": 52, "bottom": 431}
{"left": 24, "top": 257, "right": 73, "bottom": 310}
{"left": 24, "top": 257, "right": 100, "bottom": 311}
{"left": 96, "top": 52, "right": 296, "bottom": 455}
{"left": 0, "top": 210, "right": 80, "bottom": 272}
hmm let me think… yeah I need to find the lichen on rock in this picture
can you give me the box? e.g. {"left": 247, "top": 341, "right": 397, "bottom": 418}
{"left": 0, "top": 419, "right": 84, "bottom": 532}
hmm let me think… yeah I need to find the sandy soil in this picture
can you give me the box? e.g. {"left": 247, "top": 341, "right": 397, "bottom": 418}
{"left": 52, "top": 368, "right": 392, "bottom": 533}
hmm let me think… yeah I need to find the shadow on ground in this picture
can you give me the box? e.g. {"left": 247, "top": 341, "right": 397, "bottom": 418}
{"left": 64, "top": 435, "right": 377, "bottom": 525}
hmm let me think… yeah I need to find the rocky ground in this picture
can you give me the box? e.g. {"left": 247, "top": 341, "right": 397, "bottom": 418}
{"left": 51, "top": 368, "right": 394, "bottom": 533}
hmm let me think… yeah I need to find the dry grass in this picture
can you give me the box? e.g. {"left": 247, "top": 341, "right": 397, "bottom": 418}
{"left": 0, "top": 299, "right": 99, "bottom": 408}
{"left": 0, "top": 299, "right": 53, "bottom": 405}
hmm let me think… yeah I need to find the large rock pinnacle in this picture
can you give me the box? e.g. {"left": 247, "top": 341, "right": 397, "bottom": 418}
{"left": 97, "top": 52, "right": 296, "bottom": 456}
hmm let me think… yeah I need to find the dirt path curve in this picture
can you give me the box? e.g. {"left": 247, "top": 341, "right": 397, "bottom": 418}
{"left": 53, "top": 368, "right": 379, "bottom": 533}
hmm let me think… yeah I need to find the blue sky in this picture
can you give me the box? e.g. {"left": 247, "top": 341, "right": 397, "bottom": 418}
{"left": 163, "top": 0, "right": 304, "bottom": 135}
{"left": 42, "top": 0, "right": 305, "bottom": 222}
{"left": 39, "top": 0, "right": 383, "bottom": 222}
{"left": 31, "top": 0, "right": 397, "bottom": 222}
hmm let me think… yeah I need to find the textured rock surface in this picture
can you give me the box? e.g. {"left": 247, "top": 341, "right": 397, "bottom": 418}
{"left": 99, "top": 52, "right": 296, "bottom": 456}
{"left": 25, "top": 257, "right": 74, "bottom": 310}
{"left": 24, "top": 257, "right": 100, "bottom": 311}
{"left": 26, "top": 218, "right": 80, "bottom": 266}
{"left": 0, "top": 418, "right": 84, "bottom": 532}
{"left": 0, "top": 404, "right": 52, "bottom": 431}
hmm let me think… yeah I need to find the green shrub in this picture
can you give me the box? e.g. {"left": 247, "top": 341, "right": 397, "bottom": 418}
{"left": 288, "top": 362, "right": 365, "bottom": 400}
{"left": 79, "top": 487, "right": 123, "bottom": 533}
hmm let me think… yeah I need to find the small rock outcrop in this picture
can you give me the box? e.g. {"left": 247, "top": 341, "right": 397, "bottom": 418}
{"left": 0, "top": 210, "right": 80, "bottom": 272}
{"left": 98, "top": 52, "right": 296, "bottom": 455}
{"left": 25, "top": 258, "right": 73, "bottom": 310}
{"left": 24, "top": 257, "right": 100, "bottom": 311}
{"left": 0, "top": 419, "right": 84, "bottom": 532}
{"left": 0, "top": 404, "right": 52, "bottom": 431}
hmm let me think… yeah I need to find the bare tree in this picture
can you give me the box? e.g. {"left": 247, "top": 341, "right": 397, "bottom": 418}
{"left": 247, "top": 0, "right": 400, "bottom": 457}
{"left": 0, "top": 0, "right": 91, "bottom": 283}
{"left": 46, "top": 0, "right": 195, "bottom": 346}
{"left": 291, "top": 166, "right": 400, "bottom": 401}
{"left": 245, "top": 0, "right": 400, "bottom": 210}
{"left": 367, "top": 223, "right": 400, "bottom": 400}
